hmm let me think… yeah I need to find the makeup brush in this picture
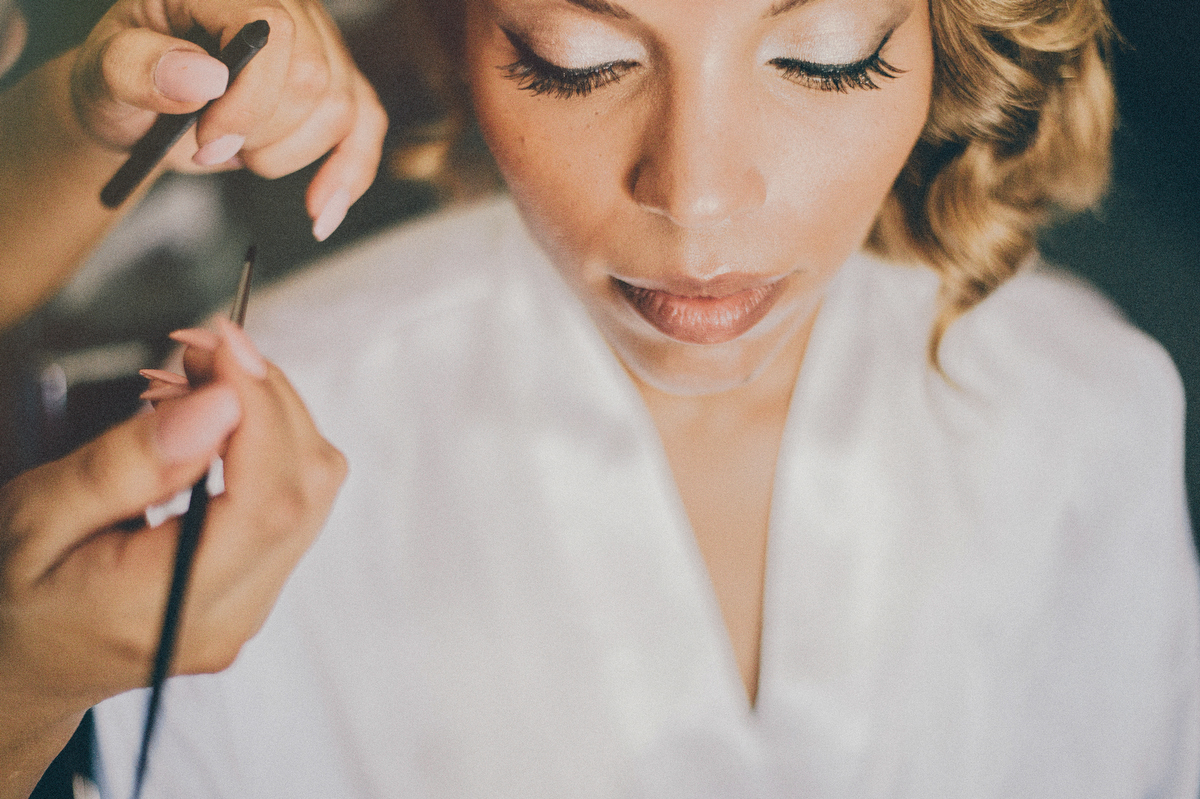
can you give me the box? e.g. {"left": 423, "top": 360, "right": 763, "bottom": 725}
{"left": 131, "top": 245, "right": 256, "bottom": 799}
{"left": 101, "top": 21, "right": 270, "bottom": 208}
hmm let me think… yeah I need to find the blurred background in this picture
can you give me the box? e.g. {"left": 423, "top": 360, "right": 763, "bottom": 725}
{"left": 1, "top": 0, "right": 1197, "bottom": 549}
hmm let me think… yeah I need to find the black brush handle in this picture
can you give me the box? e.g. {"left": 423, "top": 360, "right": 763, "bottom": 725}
{"left": 130, "top": 246, "right": 255, "bottom": 799}
{"left": 101, "top": 21, "right": 269, "bottom": 208}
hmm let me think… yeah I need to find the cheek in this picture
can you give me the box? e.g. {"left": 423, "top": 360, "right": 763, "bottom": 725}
{"left": 772, "top": 59, "right": 932, "bottom": 258}
{"left": 472, "top": 83, "right": 610, "bottom": 245}
{"left": 464, "top": 16, "right": 632, "bottom": 260}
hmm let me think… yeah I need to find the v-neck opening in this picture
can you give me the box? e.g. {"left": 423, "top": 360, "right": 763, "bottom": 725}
{"left": 620, "top": 303, "right": 841, "bottom": 721}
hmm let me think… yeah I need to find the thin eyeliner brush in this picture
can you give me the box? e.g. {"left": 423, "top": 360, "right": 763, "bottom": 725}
{"left": 131, "top": 245, "right": 256, "bottom": 799}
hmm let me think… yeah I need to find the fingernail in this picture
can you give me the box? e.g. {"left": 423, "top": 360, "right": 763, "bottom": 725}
{"left": 140, "top": 384, "right": 189, "bottom": 402}
{"left": 217, "top": 318, "right": 268, "bottom": 378}
{"left": 140, "top": 368, "right": 188, "bottom": 385}
{"left": 169, "top": 327, "right": 219, "bottom": 350}
{"left": 155, "top": 49, "right": 228, "bottom": 104}
{"left": 153, "top": 384, "right": 241, "bottom": 463}
{"left": 194, "top": 134, "right": 246, "bottom": 167}
{"left": 312, "top": 188, "right": 352, "bottom": 242}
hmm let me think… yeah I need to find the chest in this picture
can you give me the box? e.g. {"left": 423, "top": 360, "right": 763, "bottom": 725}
{"left": 657, "top": 418, "right": 784, "bottom": 706}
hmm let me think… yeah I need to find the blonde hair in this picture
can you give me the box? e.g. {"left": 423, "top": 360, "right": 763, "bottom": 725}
{"left": 868, "top": 0, "right": 1117, "bottom": 362}
{"left": 367, "top": 0, "right": 1117, "bottom": 359}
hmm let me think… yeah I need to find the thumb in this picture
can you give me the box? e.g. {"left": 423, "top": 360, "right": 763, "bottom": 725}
{"left": 72, "top": 25, "right": 228, "bottom": 147}
{"left": 1, "top": 384, "right": 240, "bottom": 584}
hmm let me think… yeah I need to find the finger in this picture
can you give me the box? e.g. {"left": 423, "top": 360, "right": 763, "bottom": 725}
{"left": 140, "top": 382, "right": 190, "bottom": 402}
{"left": 208, "top": 17, "right": 330, "bottom": 160}
{"left": 171, "top": 328, "right": 219, "bottom": 386}
{"left": 72, "top": 26, "right": 228, "bottom": 148}
{"left": 242, "top": 72, "right": 386, "bottom": 240}
{"left": 298, "top": 16, "right": 386, "bottom": 240}
{"left": 190, "top": 4, "right": 298, "bottom": 157}
{"left": 2, "top": 384, "right": 241, "bottom": 584}
{"left": 304, "top": 75, "right": 388, "bottom": 241}
{"left": 139, "top": 368, "right": 187, "bottom": 385}
{"left": 204, "top": 321, "right": 341, "bottom": 546}
{"left": 238, "top": 85, "right": 351, "bottom": 180}
{"left": 173, "top": 323, "right": 344, "bottom": 662}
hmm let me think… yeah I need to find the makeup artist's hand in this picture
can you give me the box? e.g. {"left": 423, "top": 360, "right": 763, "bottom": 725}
{"left": 0, "top": 323, "right": 345, "bottom": 799}
{"left": 0, "top": 0, "right": 389, "bottom": 333}
{"left": 70, "top": 0, "right": 388, "bottom": 240}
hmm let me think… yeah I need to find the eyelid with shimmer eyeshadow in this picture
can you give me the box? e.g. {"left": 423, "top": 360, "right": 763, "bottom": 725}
{"left": 499, "top": 27, "right": 640, "bottom": 98}
{"left": 768, "top": 28, "right": 903, "bottom": 93}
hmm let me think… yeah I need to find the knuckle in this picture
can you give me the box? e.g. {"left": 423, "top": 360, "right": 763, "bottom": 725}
{"left": 254, "top": 7, "right": 297, "bottom": 44}
{"left": 109, "top": 617, "right": 160, "bottom": 669}
{"left": 362, "top": 97, "right": 390, "bottom": 141}
{"left": 270, "top": 485, "right": 310, "bottom": 539}
{"left": 189, "top": 637, "right": 243, "bottom": 674}
{"left": 71, "top": 442, "right": 109, "bottom": 499}
{"left": 327, "top": 92, "right": 356, "bottom": 135}
{"left": 243, "top": 152, "right": 291, "bottom": 181}
{"left": 95, "top": 35, "right": 126, "bottom": 99}
{"left": 307, "top": 440, "right": 349, "bottom": 499}
{"left": 289, "top": 52, "right": 331, "bottom": 99}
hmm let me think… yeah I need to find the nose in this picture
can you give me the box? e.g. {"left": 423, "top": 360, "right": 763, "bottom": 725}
{"left": 629, "top": 77, "right": 767, "bottom": 229}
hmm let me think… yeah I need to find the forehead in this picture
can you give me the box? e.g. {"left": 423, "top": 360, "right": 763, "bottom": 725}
{"left": 501, "top": 0, "right": 911, "bottom": 18}
{"left": 487, "top": 0, "right": 915, "bottom": 36}
{"left": 559, "top": 0, "right": 875, "bottom": 18}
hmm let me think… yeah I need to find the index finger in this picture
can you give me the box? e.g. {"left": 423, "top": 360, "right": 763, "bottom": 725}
{"left": 185, "top": 2, "right": 300, "bottom": 156}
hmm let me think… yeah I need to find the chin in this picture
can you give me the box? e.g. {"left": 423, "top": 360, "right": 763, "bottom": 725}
{"left": 603, "top": 319, "right": 804, "bottom": 397}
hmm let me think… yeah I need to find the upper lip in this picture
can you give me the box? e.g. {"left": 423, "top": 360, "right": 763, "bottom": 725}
{"left": 609, "top": 271, "right": 788, "bottom": 299}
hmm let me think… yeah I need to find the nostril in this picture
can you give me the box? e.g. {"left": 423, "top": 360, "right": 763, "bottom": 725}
{"left": 633, "top": 169, "right": 767, "bottom": 229}
{"left": 628, "top": 144, "right": 767, "bottom": 229}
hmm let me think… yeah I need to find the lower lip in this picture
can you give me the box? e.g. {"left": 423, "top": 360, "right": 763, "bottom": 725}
{"left": 613, "top": 277, "right": 786, "bottom": 345}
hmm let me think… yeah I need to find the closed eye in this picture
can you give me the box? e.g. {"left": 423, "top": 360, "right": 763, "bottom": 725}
{"left": 499, "top": 29, "right": 638, "bottom": 99}
{"left": 770, "top": 31, "right": 903, "bottom": 92}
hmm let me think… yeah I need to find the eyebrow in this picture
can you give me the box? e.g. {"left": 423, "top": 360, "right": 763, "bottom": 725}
{"left": 562, "top": 0, "right": 843, "bottom": 22}
{"left": 765, "top": 0, "right": 813, "bottom": 16}
{"left": 564, "top": 0, "right": 633, "bottom": 19}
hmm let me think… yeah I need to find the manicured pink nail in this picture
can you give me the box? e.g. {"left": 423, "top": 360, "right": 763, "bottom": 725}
{"left": 140, "top": 368, "right": 188, "bottom": 385}
{"left": 312, "top": 188, "right": 352, "bottom": 242}
{"left": 217, "top": 318, "right": 267, "bottom": 378}
{"left": 155, "top": 49, "right": 228, "bottom": 104}
{"left": 194, "top": 134, "right": 246, "bottom": 167}
{"left": 169, "top": 327, "right": 219, "bottom": 350}
{"left": 153, "top": 384, "right": 241, "bottom": 463}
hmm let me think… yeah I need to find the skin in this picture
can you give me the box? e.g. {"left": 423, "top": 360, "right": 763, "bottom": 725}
{"left": 466, "top": 0, "right": 934, "bottom": 703}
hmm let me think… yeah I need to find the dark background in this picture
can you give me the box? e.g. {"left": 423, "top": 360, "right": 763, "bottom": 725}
{"left": 2, "top": 0, "right": 1198, "bottom": 544}
{"left": 1040, "top": 0, "right": 1200, "bottom": 544}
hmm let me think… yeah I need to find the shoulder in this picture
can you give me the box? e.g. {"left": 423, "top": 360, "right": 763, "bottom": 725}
{"left": 826, "top": 251, "right": 1183, "bottom": 422}
{"left": 821, "top": 252, "right": 1187, "bottom": 515}
{"left": 942, "top": 260, "right": 1184, "bottom": 447}
{"left": 840, "top": 252, "right": 1183, "bottom": 426}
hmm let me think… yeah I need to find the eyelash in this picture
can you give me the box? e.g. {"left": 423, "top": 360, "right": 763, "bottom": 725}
{"left": 498, "top": 30, "right": 902, "bottom": 99}
{"left": 500, "top": 32, "right": 636, "bottom": 99}
{"left": 769, "top": 33, "right": 902, "bottom": 93}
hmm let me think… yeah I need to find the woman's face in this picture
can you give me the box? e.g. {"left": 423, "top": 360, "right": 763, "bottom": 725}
{"left": 465, "top": 0, "right": 934, "bottom": 395}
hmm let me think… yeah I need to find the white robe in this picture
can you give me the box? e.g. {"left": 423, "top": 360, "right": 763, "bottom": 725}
{"left": 94, "top": 197, "right": 1200, "bottom": 798}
